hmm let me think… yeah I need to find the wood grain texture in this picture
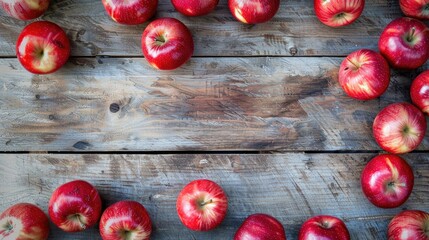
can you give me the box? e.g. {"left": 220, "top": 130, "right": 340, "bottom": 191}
{"left": 1, "top": 57, "right": 427, "bottom": 151}
{"left": 0, "top": 153, "right": 427, "bottom": 239}
{"left": 0, "top": 0, "right": 405, "bottom": 57}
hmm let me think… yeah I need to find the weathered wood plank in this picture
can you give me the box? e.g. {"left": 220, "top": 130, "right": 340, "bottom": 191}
{"left": 0, "top": 153, "right": 427, "bottom": 239}
{"left": 0, "top": 0, "right": 406, "bottom": 57}
{"left": 1, "top": 57, "right": 427, "bottom": 151}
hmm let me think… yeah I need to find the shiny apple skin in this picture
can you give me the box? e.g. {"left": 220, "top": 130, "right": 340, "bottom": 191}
{"left": 314, "top": 0, "right": 365, "bottom": 27}
{"left": 142, "top": 17, "right": 194, "bottom": 70}
{"left": 361, "top": 154, "right": 414, "bottom": 208}
{"left": 0, "top": 0, "right": 49, "bottom": 20}
{"left": 16, "top": 21, "right": 70, "bottom": 74}
{"left": 299, "top": 215, "right": 350, "bottom": 240}
{"left": 0, "top": 203, "right": 50, "bottom": 240}
{"left": 228, "top": 0, "right": 280, "bottom": 24}
{"left": 339, "top": 49, "right": 390, "bottom": 100}
{"left": 176, "top": 179, "right": 228, "bottom": 231}
{"left": 101, "top": 0, "right": 158, "bottom": 25}
{"left": 48, "top": 180, "right": 102, "bottom": 232}
{"left": 378, "top": 17, "right": 429, "bottom": 69}
{"left": 411, "top": 70, "right": 429, "bottom": 114}
{"left": 400, "top": 0, "right": 429, "bottom": 20}
{"left": 388, "top": 210, "right": 429, "bottom": 240}
{"left": 373, "top": 102, "right": 427, "bottom": 154}
{"left": 99, "top": 201, "right": 152, "bottom": 240}
{"left": 171, "top": 0, "right": 219, "bottom": 16}
{"left": 234, "top": 213, "right": 286, "bottom": 240}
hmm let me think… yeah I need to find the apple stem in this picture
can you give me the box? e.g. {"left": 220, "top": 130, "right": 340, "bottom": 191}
{"left": 407, "top": 28, "right": 416, "bottom": 42}
{"left": 345, "top": 57, "right": 360, "bottom": 70}
{"left": 200, "top": 199, "right": 213, "bottom": 207}
{"left": 155, "top": 35, "right": 166, "bottom": 46}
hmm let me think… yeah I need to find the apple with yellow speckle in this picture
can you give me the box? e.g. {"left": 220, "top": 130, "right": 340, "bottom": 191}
{"left": 16, "top": 21, "right": 70, "bottom": 74}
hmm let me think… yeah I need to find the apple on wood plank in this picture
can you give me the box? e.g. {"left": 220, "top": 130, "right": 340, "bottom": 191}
{"left": 234, "top": 213, "right": 286, "bottom": 240}
{"left": 16, "top": 21, "right": 70, "bottom": 74}
{"left": 99, "top": 200, "right": 152, "bottom": 240}
{"left": 101, "top": 0, "right": 158, "bottom": 25}
{"left": 228, "top": 0, "right": 280, "bottom": 24}
{"left": 361, "top": 154, "right": 414, "bottom": 208}
{"left": 314, "top": 0, "right": 364, "bottom": 27}
{"left": 373, "top": 102, "right": 427, "bottom": 154}
{"left": 176, "top": 179, "right": 228, "bottom": 231}
{"left": 411, "top": 70, "right": 429, "bottom": 114}
{"left": 298, "top": 215, "right": 350, "bottom": 240}
{"left": 400, "top": 0, "right": 429, "bottom": 20}
{"left": 0, "top": 203, "right": 50, "bottom": 240}
{"left": 378, "top": 17, "right": 429, "bottom": 69}
{"left": 339, "top": 49, "right": 390, "bottom": 100}
{"left": 141, "top": 17, "right": 194, "bottom": 70}
{"left": 48, "top": 180, "right": 102, "bottom": 232}
{"left": 0, "top": 0, "right": 49, "bottom": 20}
{"left": 172, "top": 0, "right": 219, "bottom": 17}
{"left": 388, "top": 210, "right": 429, "bottom": 240}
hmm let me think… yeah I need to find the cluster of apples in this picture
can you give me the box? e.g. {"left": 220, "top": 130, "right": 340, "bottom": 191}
{"left": 317, "top": 0, "right": 429, "bottom": 239}
{"left": 0, "top": 0, "right": 283, "bottom": 73}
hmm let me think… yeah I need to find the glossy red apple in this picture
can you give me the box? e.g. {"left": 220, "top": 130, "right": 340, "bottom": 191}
{"left": 411, "top": 70, "right": 429, "bottom": 114}
{"left": 0, "top": 203, "right": 49, "bottom": 240}
{"left": 373, "top": 102, "right": 427, "bottom": 154}
{"left": 101, "top": 0, "right": 157, "bottom": 25}
{"left": 99, "top": 201, "right": 152, "bottom": 240}
{"left": 400, "top": 0, "right": 429, "bottom": 20}
{"left": 176, "top": 179, "right": 228, "bottom": 231}
{"left": 142, "top": 17, "right": 194, "bottom": 70}
{"left": 0, "top": 0, "right": 49, "bottom": 20}
{"left": 361, "top": 154, "right": 414, "bottom": 208}
{"left": 16, "top": 21, "right": 70, "bottom": 74}
{"left": 298, "top": 215, "right": 350, "bottom": 240}
{"left": 234, "top": 213, "right": 286, "bottom": 240}
{"left": 314, "top": 0, "right": 365, "bottom": 27}
{"left": 172, "top": 0, "right": 218, "bottom": 16}
{"left": 388, "top": 210, "right": 429, "bottom": 240}
{"left": 339, "top": 49, "right": 390, "bottom": 100}
{"left": 378, "top": 17, "right": 429, "bottom": 69}
{"left": 48, "top": 180, "right": 102, "bottom": 232}
{"left": 228, "top": 0, "right": 280, "bottom": 24}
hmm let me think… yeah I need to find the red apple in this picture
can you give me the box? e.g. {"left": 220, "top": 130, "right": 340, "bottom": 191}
{"left": 0, "top": 203, "right": 49, "bottom": 240}
{"left": 141, "top": 17, "right": 194, "bottom": 70}
{"left": 411, "top": 70, "right": 429, "bottom": 114}
{"left": 48, "top": 180, "right": 102, "bottom": 232}
{"left": 361, "top": 154, "right": 414, "bottom": 208}
{"left": 314, "top": 0, "right": 365, "bottom": 27}
{"left": 388, "top": 210, "right": 429, "bottom": 240}
{"left": 16, "top": 21, "right": 70, "bottom": 74}
{"left": 99, "top": 201, "right": 152, "bottom": 240}
{"left": 400, "top": 0, "right": 429, "bottom": 20}
{"left": 298, "top": 215, "right": 350, "bottom": 240}
{"left": 338, "top": 49, "right": 390, "bottom": 100}
{"left": 373, "top": 102, "right": 427, "bottom": 154}
{"left": 176, "top": 179, "right": 228, "bottom": 231}
{"left": 101, "top": 0, "right": 157, "bottom": 25}
{"left": 172, "top": 0, "right": 218, "bottom": 16}
{"left": 228, "top": 0, "right": 280, "bottom": 24}
{"left": 378, "top": 17, "right": 429, "bottom": 69}
{"left": 0, "top": 0, "right": 49, "bottom": 20}
{"left": 234, "top": 213, "right": 286, "bottom": 240}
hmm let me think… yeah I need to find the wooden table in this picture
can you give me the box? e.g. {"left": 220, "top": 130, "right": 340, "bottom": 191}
{"left": 0, "top": 0, "right": 428, "bottom": 239}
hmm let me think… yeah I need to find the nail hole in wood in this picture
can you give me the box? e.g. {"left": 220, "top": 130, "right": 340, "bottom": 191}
{"left": 35, "top": 94, "right": 40, "bottom": 99}
{"left": 110, "top": 103, "right": 120, "bottom": 113}
{"left": 49, "top": 115, "right": 55, "bottom": 120}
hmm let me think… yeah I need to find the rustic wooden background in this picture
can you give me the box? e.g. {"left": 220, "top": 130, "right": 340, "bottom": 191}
{"left": 0, "top": 0, "right": 428, "bottom": 239}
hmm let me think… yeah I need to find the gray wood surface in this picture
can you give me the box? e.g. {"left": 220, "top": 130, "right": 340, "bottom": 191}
{"left": 0, "top": 57, "right": 427, "bottom": 151}
{"left": 0, "top": 153, "right": 428, "bottom": 239}
{"left": 0, "top": 0, "right": 405, "bottom": 57}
